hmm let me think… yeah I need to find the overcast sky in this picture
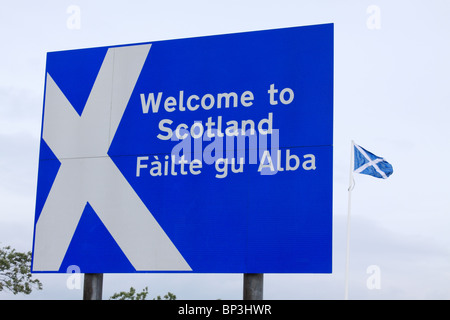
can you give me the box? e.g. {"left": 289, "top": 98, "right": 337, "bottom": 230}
{"left": 1, "top": 0, "right": 450, "bottom": 299}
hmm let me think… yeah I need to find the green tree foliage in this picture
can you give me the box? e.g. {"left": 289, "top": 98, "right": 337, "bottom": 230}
{"left": 155, "top": 292, "right": 176, "bottom": 300}
{"left": 0, "top": 246, "right": 42, "bottom": 294}
{"left": 109, "top": 286, "right": 176, "bottom": 300}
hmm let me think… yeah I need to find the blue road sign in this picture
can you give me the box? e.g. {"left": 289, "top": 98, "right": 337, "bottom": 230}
{"left": 32, "top": 23, "right": 334, "bottom": 273}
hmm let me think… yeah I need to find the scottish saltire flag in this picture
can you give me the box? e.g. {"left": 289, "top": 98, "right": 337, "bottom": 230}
{"left": 353, "top": 143, "right": 393, "bottom": 179}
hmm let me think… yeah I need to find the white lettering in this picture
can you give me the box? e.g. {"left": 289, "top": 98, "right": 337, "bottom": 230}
{"left": 268, "top": 84, "right": 294, "bottom": 105}
{"left": 241, "top": 90, "right": 254, "bottom": 107}
{"left": 257, "top": 112, "right": 272, "bottom": 135}
{"left": 217, "top": 92, "right": 238, "bottom": 108}
{"left": 187, "top": 94, "right": 200, "bottom": 111}
{"left": 164, "top": 96, "right": 177, "bottom": 112}
{"left": 201, "top": 94, "right": 215, "bottom": 110}
{"left": 258, "top": 151, "right": 275, "bottom": 173}
{"left": 140, "top": 90, "right": 256, "bottom": 113}
{"left": 157, "top": 119, "right": 173, "bottom": 140}
{"left": 268, "top": 84, "right": 278, "bottom": 105}
{"left": 280, "top": 87, "right": 294, "bottom": 105}
{"left": 190, "top": 159, "right": 202, "bottom": 175}
{"left": 191, "top": 122, "right": 204, "bottom": 139}
{"left": 215, "top": 158, "right": 228, "bottom": 178}
{"left": 286, "top": 149, "right": 300, "bottom": 171}
{"left": 136, "top": 156, "right": 149, "bottom": 177}
{"left": 150, "top": 156, "right": 162, "bottom": 176}
{"left": 140, "top": 92, "right": 162, "bottom": 114}
{"left": 302, "top": 154, "right": 316, "bottom": 170}
{"left": 156, "top": 114, "right": 273, "bottom": 140}
{"left": 175, "top": 123, "right": 189, "bottom": 140}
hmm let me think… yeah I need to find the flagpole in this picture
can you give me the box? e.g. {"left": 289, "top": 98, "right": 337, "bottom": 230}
{"left": 344, "top": 140, "right": 355, "bottom": 300}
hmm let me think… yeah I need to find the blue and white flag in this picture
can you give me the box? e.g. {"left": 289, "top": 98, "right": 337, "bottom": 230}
{"left": 353, "top": 143, "right": 393, "bottom": 179}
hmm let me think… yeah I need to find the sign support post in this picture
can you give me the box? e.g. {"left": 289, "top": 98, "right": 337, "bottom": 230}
{"left": 243, "top": 273, "right": 264, "bottom": 300}
{"left": 83, "top": 273, "right": 103, "bottom": 300}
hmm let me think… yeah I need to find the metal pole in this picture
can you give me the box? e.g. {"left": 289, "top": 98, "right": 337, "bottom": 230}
{"left": 83, "top": 273, "right": 103, "bottom": 300}
{"left": 345, "top": 140, "right": 355, "bottom": 300}
{"left": 243, "top": 273, "right": 263, "bottom": 300}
